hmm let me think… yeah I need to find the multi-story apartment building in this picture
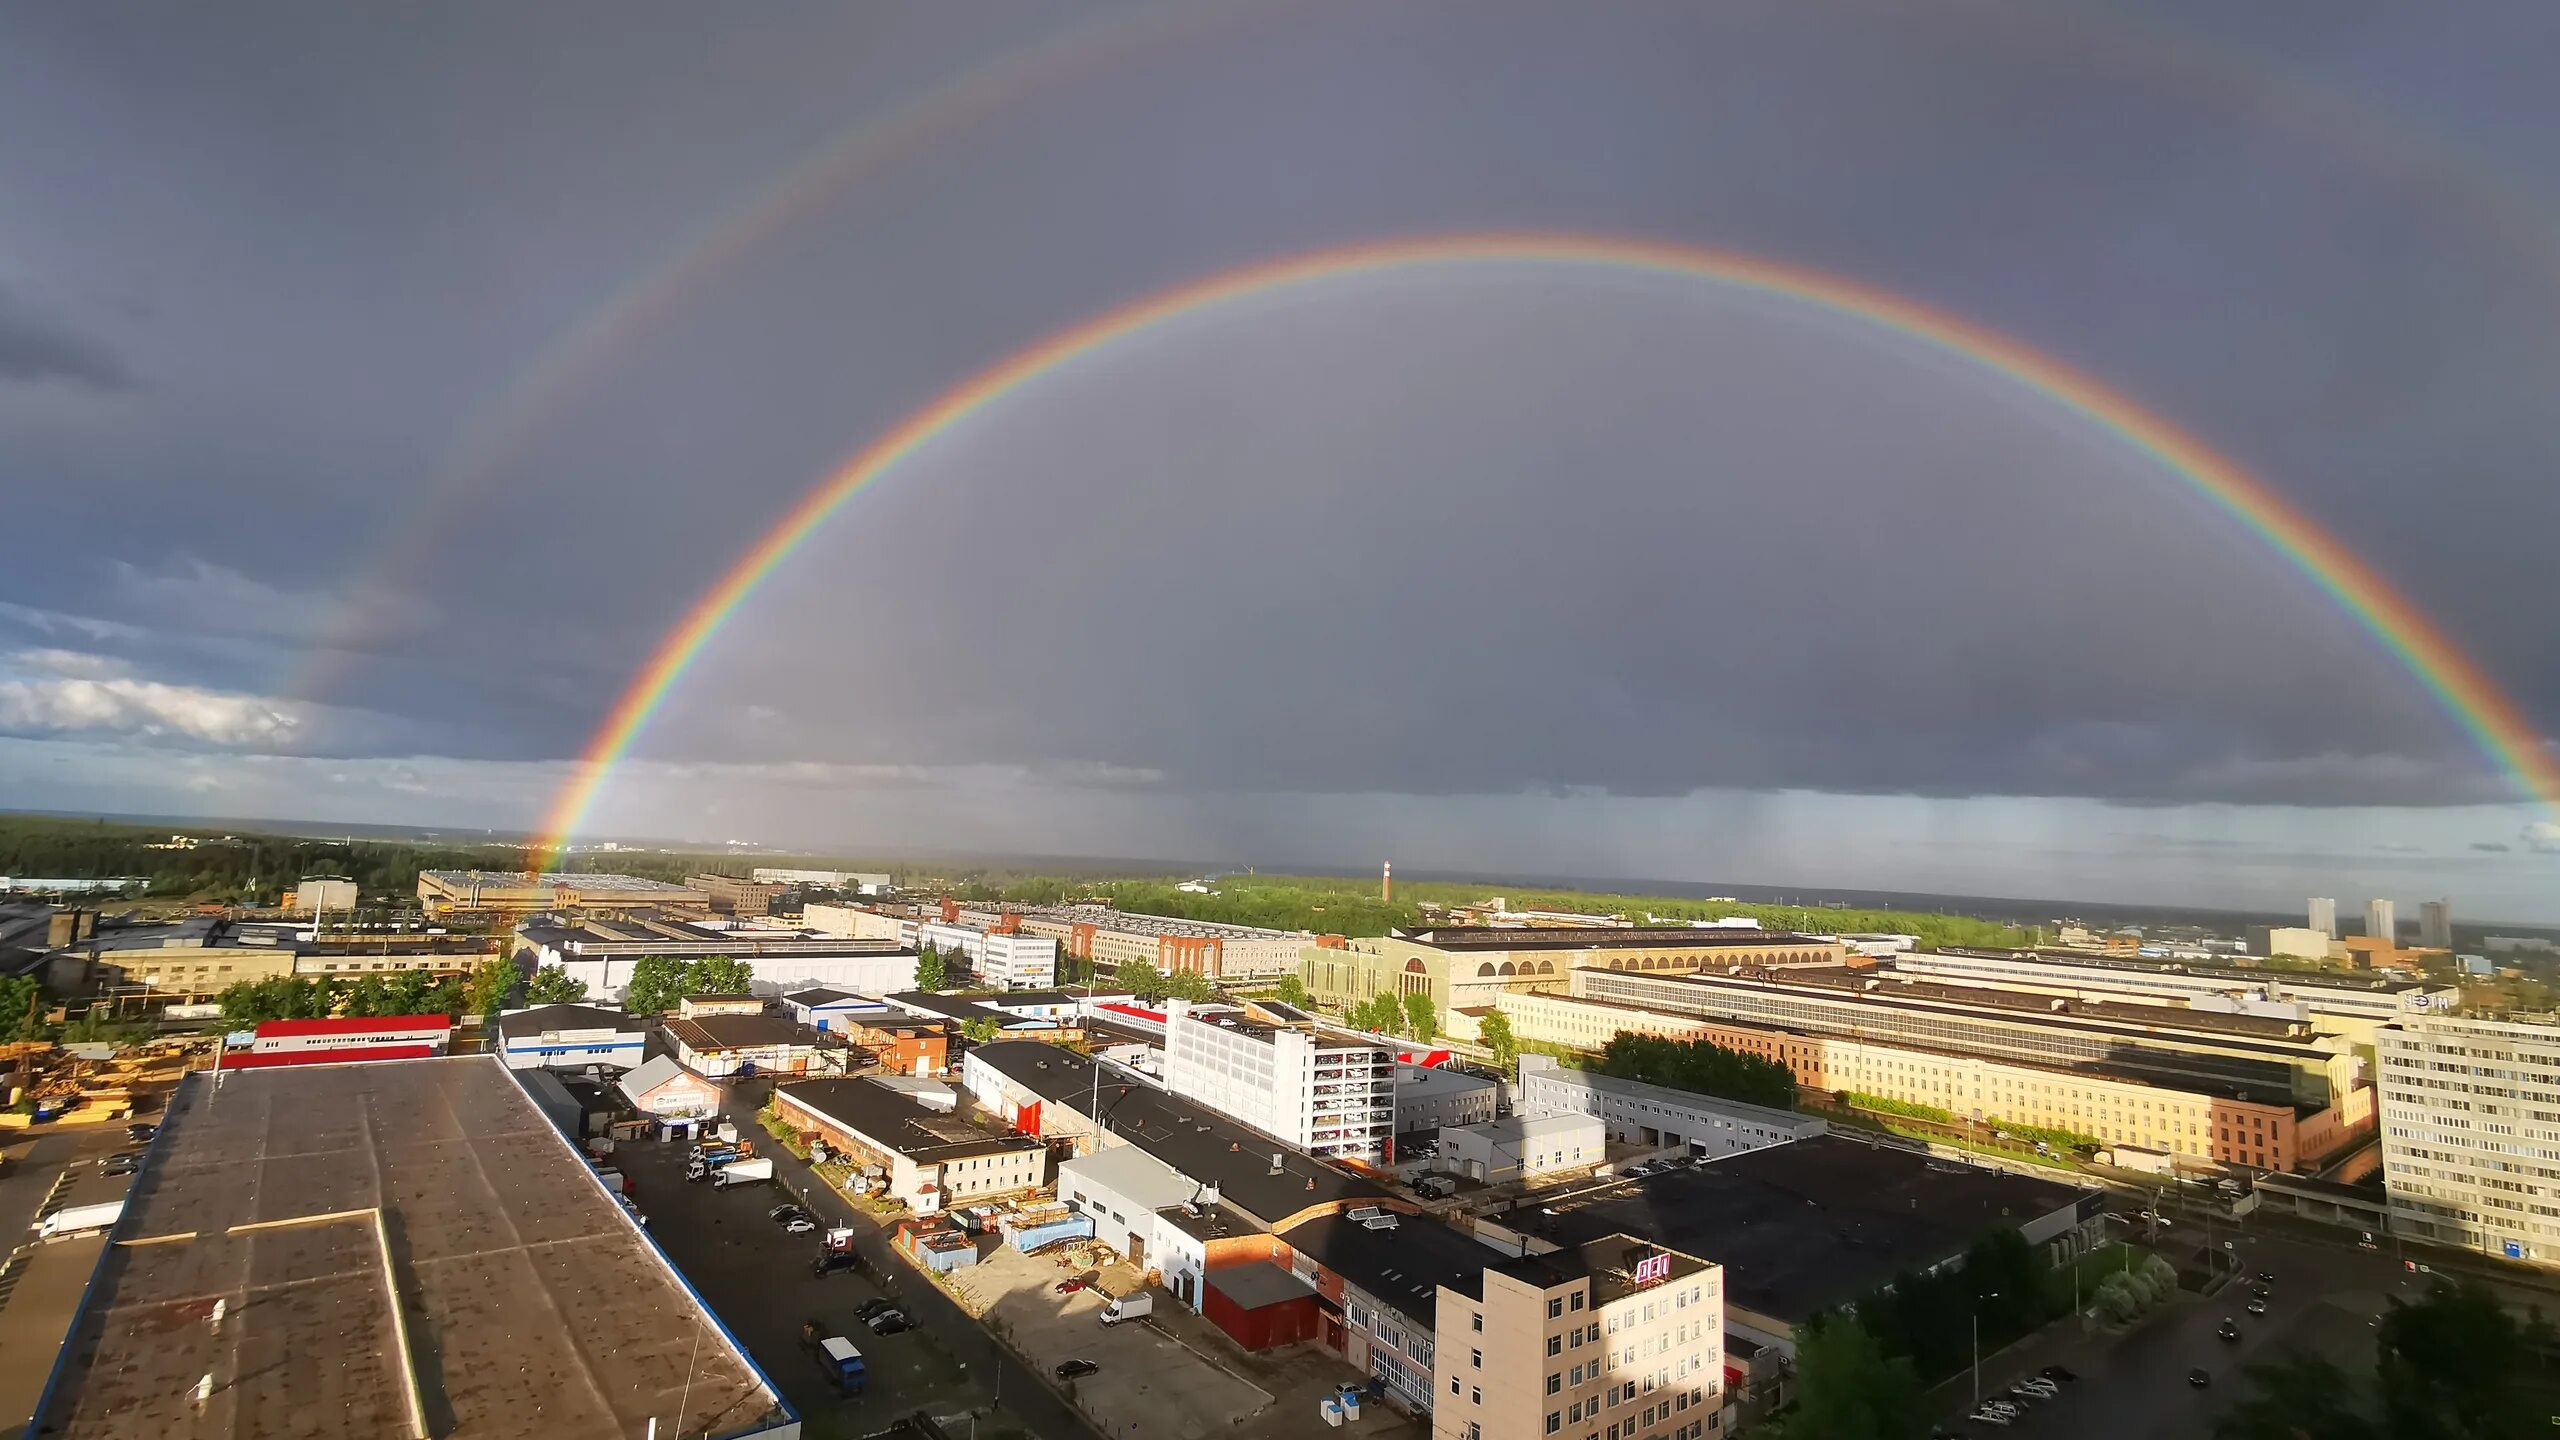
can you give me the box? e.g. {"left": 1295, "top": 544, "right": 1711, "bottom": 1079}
{"left": 1164, "top": 999, "right": 1397, "bottom": 1163}
{"left": 2376, "top": 1013, "right": 2560, "bottom": 1265}
{"left": 1492, "top": 989, "right": 2355, "bottom": 1173}
{"left": 915, "top": 921, "right": 1058, "bottom": 990}
{"left": 2367, "top": 899, "right": 2397, "bottom": 944}
{"left": 2417, "top": 900, "right": 2453, "bottom": 952}
{"left": 2308, "top": 898, "right": 2338, "bottom": 940}
{"left": 1433, "top": 1237, "right": 1724, "bottom": 1440}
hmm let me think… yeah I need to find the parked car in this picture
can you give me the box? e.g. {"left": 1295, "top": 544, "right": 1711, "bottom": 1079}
{"left": 865, "top": 1310, "right": 911, "bottom": 1335}
{"left": 2255, "top": 1270, "right": 2276, "bottom": 1285}
{"left": 124, "top": 1123, "right": 156, "bottom": 1142}
{"left": 2039, "top": 1365, "right": 2078, "bottom": 1383}
{"left": 1055, "top": 1359, "right": 1099, "bottom": 1380}
{"left": 770, "top": 1204, "right": 805, "bottom": 1221}
{"left": 2188, "top": 1369, "right": 2212, "bottom": 1388}
{"left": 1968, "top": 1406, "right": 2015, "bottom": 1427}
{"left": 855, "top": 1297, "right": 897, "bottom": 1320}
{"left": 2245, "top": 1298, "right": 2267, "bottom": 1316}
{"left": 811, "top": 1250, "right": 860, "bottom": 1278}
{"left": 2010, "top": 1379, "right": 2057, "bottom": 1399}
{"left": 2217, "top": 1320, "right": 2242, "bottom": 1342}
{"left": 100, "top": 1153, "right": 142, "bottom": 1176}
{"left": 1054, "top": 1277, "right": 1089, "bottom": 1295}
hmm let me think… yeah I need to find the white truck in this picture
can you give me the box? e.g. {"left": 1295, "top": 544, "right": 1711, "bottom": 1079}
{"left": 1098, "top": 1292, "right": 1154, "bottom": 1326}
{"left": 36, "top": 1200, "right": 125, "bottom": 1240}
{"left": 710, "top": 1157, "right": 775, "bottom": 1189}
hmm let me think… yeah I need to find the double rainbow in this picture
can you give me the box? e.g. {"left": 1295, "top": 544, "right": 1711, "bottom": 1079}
{"left": 528, "top": 232, "right": 2556, "bottom": 868}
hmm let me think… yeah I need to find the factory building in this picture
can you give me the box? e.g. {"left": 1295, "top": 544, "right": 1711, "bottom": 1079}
{"left": 1394, "top": 1062, "right": 1502, "bottom": 1134}
{"left": 1431, "top": 1112, "right": 1605, "bottom": 1184}
{"left": 1888, "top": 948, "right": 2455, "bottom": 1039}
{"left": 518, "top": 912, "right": 920, "bottom": 999}
{"left": 291, "top": 877, "right": 357, "bottom": 913}
{"left": 753, "top": 867, "right": 891, "bottom": 892}
{"left": 687, "top": 872, "right": 789, "bottom": 916}
{"left": 1002, "top": 904, "right": 1313, "bottom": 978}
{"left": 1298, "top": 926, "right": 1853, "bottom": 1025}
{"left": 801, "top": 902, "right": 909, "bottom": 941}
{"left": 775, "top": 1076, "right": 1046, "bottom": 1209}
{"left": 494, "top": 1002, "right": 647, "bottom": 1071}
{"left": 417, "top": 869, "right": 710, "bottom": 916}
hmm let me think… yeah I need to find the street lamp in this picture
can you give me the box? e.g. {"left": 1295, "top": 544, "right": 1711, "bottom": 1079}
{"left": 1971, "top": 1291, "right": 2002, "bottom": 1408}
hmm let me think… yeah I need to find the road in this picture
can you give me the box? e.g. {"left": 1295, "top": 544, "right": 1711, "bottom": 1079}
{"left": 1943, "top": 1225, "right": 2512, "bottom": 1440}
{"left": 716, "top": 1077, "right": 1106, "bottom": 1440}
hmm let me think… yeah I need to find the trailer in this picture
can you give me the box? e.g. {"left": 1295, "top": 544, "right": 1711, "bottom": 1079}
{"left": 36, "top": 1200, "right": 124, "bottom": 1240}
{"left": 710, "top": 1157, "right": 775, "bottom": 1189}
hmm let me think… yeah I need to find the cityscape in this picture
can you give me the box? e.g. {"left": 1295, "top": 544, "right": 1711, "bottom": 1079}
{"left": 4, "top": 7, "right": 2560, "bottom": 1440}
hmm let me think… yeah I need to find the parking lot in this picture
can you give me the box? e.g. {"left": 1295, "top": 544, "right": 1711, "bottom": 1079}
{"left": 0, "top": 1123, "right": 149, "bottom": 1431}
{"left": 611, "top": 1131, "right": 1006, "bottom": 1439}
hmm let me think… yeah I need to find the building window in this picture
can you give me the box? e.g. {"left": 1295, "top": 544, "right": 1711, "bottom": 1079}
{"left": 1548, "top": 1374, "right": 1562, "bottom": 1395}
{"left": 1548, "top": 1336, "right": 1563, "bottom": 1357}
{"left": 1472, "top": 1312, "right": 1484, "bottom": 1333}
{"left": 1549, "top": 1298, "right": 1566, "bottom": 1319}
{"left": 1571, "top": 1292, "right": 1586, "bottom": 1311}
{"left": 1473, "top": 1349, "right": 1482, "bottom": 1369}
{"left": 1547, "top": 1414, "right": 1562, "bottom": 1435}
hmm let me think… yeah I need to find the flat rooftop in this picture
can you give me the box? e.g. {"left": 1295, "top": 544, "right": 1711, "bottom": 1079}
{"left": 39, "top": 1057, "right": 786, "bottom": 1440}
{"left": 780, "top": 1078, "right": 1043, "bottom": 1163}
{"left": 1495, "top": 1134, "right": 2093, "bottom": 1325}
{"left": 422, "top": 870, "right": 703, "bottom": 894}
{"left": 1396, "top": 926, "right": 1831, "bottom": 952}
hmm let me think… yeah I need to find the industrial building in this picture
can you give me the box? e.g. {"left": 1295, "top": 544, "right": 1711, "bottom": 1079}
{"left": 1498, "top": 1134, "right": 2097, "bottom": 1361}
{"left": 801, "top": 902, "right": 908, "bottom": 941}
{"left": 291, "top": 876, "right": 357, "bottom": 913}
{"left": 688, "top": 872, "right": 789, "bottom": 915}
{"left": 1003, "top": 904, "right": 1313, "bottom": 978}
{"left": 1515, "top": 1054, "right": 1826, "bottom": 1159}
{"left": 494, "top": 1003, "right": 648, "bottom": 1071}
{"left": 1057, "top": 1143, "right": 1206, "bottom": 1269}
{"left": 247, "top": 1012, "right": 452, "bottom": 1058}
{"left": 753, "top": 867, "right": 891, "bottom": 892}
{"left": 781, "top": 986, "right": 893, "bottom": 1030}
{"left": 1887, "top": 947, "right": 2456, "bottom": 1038}
{"left": 416, "top": 869, "right": 710, "bottom": 916}
{"left": 663, "top": 1011, "right": 855, "bottom": 1079}
{"left": 517, "top": 912, "right": 919, "bottom": 999}
{"left": 1433, "top": 1236, "right": 1725, "bottom": 1440}
{"left": 1163, "top": 998, "right": 1398, "bottom": 1163}
{"left": 1298, "top": 926, "right": 1852, "bottom": 1023}
{"left": 617, "top": 1054, "right": 722, "bottom": 1119}
{"left": 915, "top": 920, "right": 1057, "bottom": 990}
{"left": 1432, "top": 1111, "right": 1605, "bottom": 1183}
{"left": 33, "top": 1057, "right": 791, "bottom": 1440}
{"left": 2376, "top": 1013, "right": 2560, "bottom": 1266}
{"left": 1394, "top": 1062, "right": 1502, "bottom": 1134}
{"left": 1490, "top": 987, "right": 2353, "bottom": 1174}
{"left": 775, "top": 1076, "right": 1046, "bottom": 1209}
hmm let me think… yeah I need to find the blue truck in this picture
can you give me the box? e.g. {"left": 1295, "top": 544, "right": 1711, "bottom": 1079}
{"left": 802, "top": 1321, "right": 867, "bottom": 1396}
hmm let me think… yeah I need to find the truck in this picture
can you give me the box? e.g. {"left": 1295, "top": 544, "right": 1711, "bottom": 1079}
{"left": 36, "top": 1200, "right": 125, "bottom": 1240}
{"left": 1098, "top": 1291, "right": 1154, "bottom": 1327}
{"left": 801, "top": 1321, "right": 867, "bottom": 1396}
{"left": 592, "top": 1168, "right": 631, "bottom": 1196}
{"left": 685, "top": 1141, "right": 752, "bottom": 1180}
{"left": 710, "top": 1157, "right": 775, "bottom": 1189}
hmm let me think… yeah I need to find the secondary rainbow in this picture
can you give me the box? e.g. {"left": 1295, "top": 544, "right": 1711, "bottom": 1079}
{"left": 528, "top": 231, "right": 2559, "bottom": 869}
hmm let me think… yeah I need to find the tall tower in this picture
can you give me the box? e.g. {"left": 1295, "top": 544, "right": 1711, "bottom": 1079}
{"left": 1382, "top": 861, "right": 1392, "bottom": 903}
{"left": 2367, "top": 898, "right": 2396, "bottom": 945}
{"left": 2308, "top": 897, "right": 2337, "bottom": 940}
{"left": 2418, "top": 899, "right": 2452, "bottom": 951}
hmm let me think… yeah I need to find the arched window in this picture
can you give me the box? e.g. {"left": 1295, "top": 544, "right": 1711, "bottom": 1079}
{"left": 1497, "top": 961, "right": 1516, "bottom": 977}
{"left": 1478, "top": 962, "right": 1496, "bottom": 977}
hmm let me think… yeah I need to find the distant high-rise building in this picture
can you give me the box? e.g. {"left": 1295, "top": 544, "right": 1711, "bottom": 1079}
{"left": 2308, "top": 897, "right": 2338, "bottom": 939}
{"left": 2367, "top": 898, "right": 2396, "bottom": 944}
{"left": 2418, "top": 899, "right": 2452, "bottom": 951}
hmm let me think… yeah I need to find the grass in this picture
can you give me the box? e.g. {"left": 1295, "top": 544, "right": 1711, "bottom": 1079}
{"left": 1804, "top": 1095, "right": 2087, "bottom": 1172}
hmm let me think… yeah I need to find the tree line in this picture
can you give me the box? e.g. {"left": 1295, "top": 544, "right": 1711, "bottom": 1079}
{"left": 1587, "top": 1032, "right": 1798, "bottom": 1110}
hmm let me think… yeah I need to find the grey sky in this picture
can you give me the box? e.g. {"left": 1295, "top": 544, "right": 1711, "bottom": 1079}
{"left": 2, "top": 0, "right": 2556, "bottom": 916}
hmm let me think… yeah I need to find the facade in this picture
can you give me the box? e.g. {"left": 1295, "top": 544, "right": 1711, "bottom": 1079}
{"left": 801, "top": 902, "right": 907, "bottom": 941}
{"left": 688, "top": 873, "right": 788, "bottom": 916}
{"left": 1493, "top": 989, "right": 2346, "bottom": 1173}
{"left": 2366, "top": 898, "right": 2396, "bottom": 943}
{"left": 495, "top": 1003, "right": 647, "bottom": 1071}
{"left": 618, "top": 1054, "right": 721, "bottom": 1118}
{"left": 1433, "top": 1238, "right": 1724, "bottom": 1440}
{"left": 1891, "top": 948, "right": 2456, "bottom": 1039}
{"left": 1058, "top": 1143, "right": 1202, "bottom": 1269}
{"left": 782, "top": 986, "right": 893, "bottom": 1030}
{"left": 916, "top": 921, "right": 1058, "bottom": 990}
{"left": 752, "top": 867, "right": 890, "bottom": 892}
{"left": 1007, "top": 904, "right": 1312, "bottom": 978}
{"left": 839, "top": 1016, "right": 953, "bottom": 1076}
{"left": 2254, "top": 927, "right": 2335, "bottom": 961}
{"left": 1299, "top": 927, "right": 1851, "bottom": 1027}
{"left": 292, "top": 877, "right": 357, "bottom": 913}
{"left": 1396, "top": 1063, "right": 1502, "bottom": 1134}
{"left": 2418, "top": 900, "right": 2453, "bottom": 952}
{"left": 1435, "top": 1113, "right": 1604, "bottom": 1184}
{"left": 417, "top": 869, "right": 709, "bottom": 916}
{"left": 776, "top": 1077, "right": 1046, "bottom": 1209}
{"left": 1164, "top": 999, "right": 1398, "bottom": 1163}
{"left": 2309, "top": 897, "right": 2338, "bottom": 939}
{"left": 664, "top": 1013, "right": 854, "bottom": 1079}
{"left": 518, "top": 913, "right": 920, "bottom": 999}
{"left": 1515, "top": 1054, "right": 1825, "bottom": 1158}
{"left": 2376, "top": 1013, "right": 2560, "bottom": 1265}
{"left": 251, "top": 1013, "right": 451, "bottom": 1054}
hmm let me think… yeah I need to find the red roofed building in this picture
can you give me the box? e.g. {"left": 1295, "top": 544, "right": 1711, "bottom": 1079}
{"left": 250, "top": 1013, "right": 452, "bottom": 1054}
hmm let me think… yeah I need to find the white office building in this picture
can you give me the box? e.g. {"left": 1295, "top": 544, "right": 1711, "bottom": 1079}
{"left": 1515, "top": 1054, "right": 1827, "bottom": 1159}
{"left": 2377, "top": 1013, "right": 2560, "bottom": 1266}
{"left": 1162, "top": 999, "right": 1397, "bottom": 1163}
{"left": 1432, "top": 1112, "right": 1604, "bottom": 1184}
{"left": 916, "top": 921, "right": 1057, "bottom": 991}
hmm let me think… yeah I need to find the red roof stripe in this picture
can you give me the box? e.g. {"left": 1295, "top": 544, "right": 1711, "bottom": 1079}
{"left": 220, "top": 1044, "right": 440, "bottom": 1069}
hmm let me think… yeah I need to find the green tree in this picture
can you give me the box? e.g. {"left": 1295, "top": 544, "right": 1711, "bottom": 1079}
{"left": 622, "top": 955, "right": 686, "bottom": 1015}
{"left": 683, "top": 955, "right": 755, "bottom": 995}
{"left": 523, "top": 965, "right": 589, "bottom": 1005}
{"left": 1347, "top": 992, "right": 1403, "bottom": 1034}
{"left": 914, "top": 947, "right": 949, "bottom": 992}
{"left": 1591, "top": 1032, "right": 1796, "bottom": 1110}
{"left": 462, "top": 957, "right": 517, "bottom": 1018}
{"left": 1272, "top": 973, "right": 1309, "bottom": 1007}
{"left": 1402, "top": 990, "right": 1438, "bottom": 1041}
{"left": 961, "top": 1016, "right": 1001, "bottom": 1044}
{"left": 341, "top": 974, "right": 393, "bottom": 1018}
{"left": 1113, "top": 960, "right": 1166, "bottom": 1002}
{"left": 0, "top": 976, "right": 43, "bottom": 1042}
{"left": 1477, "top": 1009, "right": 1518, "bottom": 1071}
{"left": 2216, "top": 1281, "right": 2555, "bottom": 1440}
{"left": 1160, "top": 969, "right": 1216, "bottom": 1004}
{"left": 2213, "top": 1353, "right": 2380, "bottom": 1440}
{"left": 1777, "top": 1312, "right": 1927, "bottom": 1440}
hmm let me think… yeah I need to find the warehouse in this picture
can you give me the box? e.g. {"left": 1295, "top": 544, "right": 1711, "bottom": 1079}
{"left": 1515, "top": 1053, "right": 1825, "bottom": 1159}
{"left": 495, "top": 1002, "right": 646, "bottom": 1071}
{"left": 664, "top": 1012, "right": 855, "bottom": 1079}
{"left": 618, "top": 1054, "right": 722, "bottom": 1120}
{"left": 1058, "top": 1143, "right": 1204, "bottom": 1269}
{"left": 776, "top": 1077, "right": 1046, "bottom": 1209}
{"left": 417, "top": 869, "right": 710, "bottom": 916}
{"left": 34, "top": 1056, "right": 791, "bottom": 1440}
{"left": 519, "top": 912, "right": 920, "bottom": 998}
{"left": 250, "top": 1013, "right": 452, "bottom": 1054}
{"left": 1432, "top": 1111, "right": 1605, "bottom": 1183}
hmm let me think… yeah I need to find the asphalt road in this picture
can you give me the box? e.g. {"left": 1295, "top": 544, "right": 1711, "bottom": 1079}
{"left": 1945, "top": 1227, "right": 2484, "bottom": 1440}
{"left": 715, "top": 1078, "right": 1106, "bottom": 1440}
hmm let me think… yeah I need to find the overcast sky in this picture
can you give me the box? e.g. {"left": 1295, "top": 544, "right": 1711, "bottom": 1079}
{"left": 4, "top": 1, "right": 2558, "bottom": 919}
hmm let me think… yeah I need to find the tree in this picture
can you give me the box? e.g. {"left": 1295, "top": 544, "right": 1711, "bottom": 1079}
{"left": 1348, "top": 993, "right": 1402, "bottom": 1034}
{"left": 1590, "top": 1032, "right": 1797, "bottom": 1110}
{"left": 0, "top": 976, "right": 43, "bottom": 1042}
{"left": 2214, "top": 1353, "right": 2380, "bottom": 1440}
{"left": 684, "top": 956, "right": 755, "bottom": 995}
{"left": 341, "top": 974, "right": 394, "bottom": 1018}
{"left": 622, "top": 955, "right": 686, "bottom": 1015}
{"left": 1477, "top": 1009, "right": 1518, "bottom": 1071}
{"left": 524, "top": 965, "right": 589, "bottom": 1005}
{"left": 1113, "top": 960, "right": 1166, "bottom": 1002}
{"left": 914, "top": 947, "right": 949, "bottom": 992}
{"left": 2215, "top": 1280, "right": 2556, "bottom": 1440}
{"left": 1402, "top": 990, "right": 1438, "bottom": 1041}
{"left": 462, "top": 958, "right": 517, "bottom": 1019}
{"left": 1160, "top": 969, "right": 1216, "bottom": 1004}
{"left": 961, "top": 1016, "right": 1001, "bottom": 1044}
{"left": 1779, "top": 1312, "right": 1927, "bottom": 1440}
{"left": 1272, "top": 973, "right": 1309, "bottom": 1007}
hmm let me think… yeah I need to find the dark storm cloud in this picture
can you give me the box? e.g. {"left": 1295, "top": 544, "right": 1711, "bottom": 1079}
{"left": 0, "top": 0, "right": 2555, "bottom": 833}
{"left": 0, "top": 285, "right": 126, "bottom": 389}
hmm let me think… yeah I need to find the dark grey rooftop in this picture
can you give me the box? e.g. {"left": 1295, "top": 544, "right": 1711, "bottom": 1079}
{"left": 1282, "top": 1212, "right": 1508, "bottom": 1324}
{"left": 777, "top": 1077, "right": 1042, "bottom": 1163}
{"left": 1495, "top": 1134, "right": 2094, "bottom": 1324}
{"left": 1206, "top": 1258, "right": 1318, "bottom": 1311}
{"left": 495, "top": 1002, "right": 635, "bottom": 1039}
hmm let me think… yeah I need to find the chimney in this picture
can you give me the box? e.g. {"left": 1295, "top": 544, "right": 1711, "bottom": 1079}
{"left": 1382, "top": 861, "right": 1392, "bottom": 903}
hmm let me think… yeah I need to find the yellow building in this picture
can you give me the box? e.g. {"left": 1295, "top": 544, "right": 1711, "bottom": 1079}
{"left": 1299, "top": 927, "right": 1850, "bottom": 1023}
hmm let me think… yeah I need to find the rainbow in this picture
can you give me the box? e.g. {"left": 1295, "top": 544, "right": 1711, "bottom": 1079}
{"left": 528, "top": 232, "right": 2558, "bottom": 868}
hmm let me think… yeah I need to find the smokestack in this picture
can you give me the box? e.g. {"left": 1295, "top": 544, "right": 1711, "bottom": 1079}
{"left": 1383, "top": 861, "right": 1392, "bottom": 903}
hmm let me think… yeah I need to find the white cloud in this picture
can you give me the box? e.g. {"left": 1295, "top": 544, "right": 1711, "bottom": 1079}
{"left": 2524, "top": 821, "right": 2560, "bottom": 854}
{"left": 8, "top": 648, "right": 132, "bottom": 678}
{"left": 0, "top": 675, "right": 301, "bottom": 746}
{"left": 0, "top": 601, "right": 145, "bottom": 644}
